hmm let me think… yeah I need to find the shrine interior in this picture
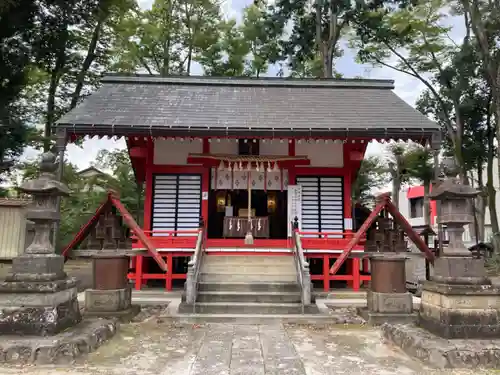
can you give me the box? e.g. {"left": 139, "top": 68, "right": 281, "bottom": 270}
{"left": 207, "top": 189, "right": 288, "bottom": 240}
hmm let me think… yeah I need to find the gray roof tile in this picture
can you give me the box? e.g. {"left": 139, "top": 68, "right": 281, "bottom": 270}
{"left": 56, "top": 75, "right": 439, "bottom": 139}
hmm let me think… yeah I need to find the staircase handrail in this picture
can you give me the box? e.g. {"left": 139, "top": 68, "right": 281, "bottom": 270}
{"left": 292, "top": 228, "right": 312, "bottom": 309}
{"left": 185, "top": 226, "right": 205, "bottom": 305}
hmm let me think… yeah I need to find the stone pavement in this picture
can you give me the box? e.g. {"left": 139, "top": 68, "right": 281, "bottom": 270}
{"left": 0, "top": 321, "right": 496, "bottom": 375}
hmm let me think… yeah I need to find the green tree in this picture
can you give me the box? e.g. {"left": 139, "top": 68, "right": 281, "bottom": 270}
{"left": 352, "top": 0, "right": 473, "bottom": 180}
{"left": 196, "top": 19, "right": 250, "bottom": 76}
{"left": 94, "top": 149, "right": 144, "bottom": 223}
{"left": 383, "top": 143, "right": 413, "bottom": 210}
{"left": 240, "top": 4, "right": 280, "bottom": 77}
{"left": 404, "top": 145, "right": 435, "bottom": 226}
{"left": 0, "top": 0, "right": 39, "bottom": 177}
{"left": 352, "top": 156, "right": 388, "bottom": 206}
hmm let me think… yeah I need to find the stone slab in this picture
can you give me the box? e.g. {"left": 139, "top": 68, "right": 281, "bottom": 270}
{"left": 357, "top": 307, "right": 416, "bottom": 326}
{"left": 382, "top": 322, "right": 500, "bottom": 369}
{"left": 432, "top": 256, "right": 488, "bottom": 285}
{"left": 0, "top": 297, "right": 81, "bottom": 336}
{"left": 422, "top": 280, "right": 500, "bottom": 295}
{"left": 367, "top": 290, "right": 412, "bottom": 314}
{"left": 83, "top": 305, "right": 141, "bottom": 322}
{"left": 6, "top": 254, "right": 66, "bottom": 282}
{"left": 0, "top": 286, "right": 77, "bottom": 306}
{"left": 84, "top": 288, "right": 131, "bottom": 312}
{"left": 0, "top": 318, "right": 116, "bottom": 365}
{"left": 422, "top": 289, "right": 500, "bottom": 310}
{"left": 419, "top": 302, "right": 500, "bottom": 339}
{"left": 0, "top": 277, "right": 78, "bottom": 293}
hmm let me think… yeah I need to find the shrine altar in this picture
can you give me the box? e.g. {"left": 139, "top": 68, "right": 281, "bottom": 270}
{"left": 223, "top": 216, "right": 270, "bottom": 238}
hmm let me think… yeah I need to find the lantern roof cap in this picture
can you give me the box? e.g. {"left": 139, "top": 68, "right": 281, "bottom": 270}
{"left": 18, "top": 152, "right": 69, "bottom": 196}
{"left": 429, "top": 178, "right": 479, "bottom": 200}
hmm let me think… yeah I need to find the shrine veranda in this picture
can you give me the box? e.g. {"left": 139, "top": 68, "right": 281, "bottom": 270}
{"left": 57, "top": 75, "right": 439, "bottom": 292}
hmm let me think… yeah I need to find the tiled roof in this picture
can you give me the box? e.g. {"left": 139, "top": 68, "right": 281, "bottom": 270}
{"left": 56, "top": 75, "right": 439, "bottom": 140}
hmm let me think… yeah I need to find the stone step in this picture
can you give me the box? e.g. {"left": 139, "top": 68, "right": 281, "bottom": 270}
{"left": 198, "top": 282, "right": 300, "bottom": 293}
{"left": 201, "top": 264, "right": 296, "bottom": 274}
{"left": 180, "top": 302, "right": 317, "bottom": 314}
{"left": 196, "top": 291, "right": 301, "bottom": 303}
{"left": 203, "top": 256, "right": 295, "bottom": 265}
{"left": 167, "top": 313, "right": 337, "bottom": 324}
{"left": 199, "top": 272, "right": 297, "bottom": 283}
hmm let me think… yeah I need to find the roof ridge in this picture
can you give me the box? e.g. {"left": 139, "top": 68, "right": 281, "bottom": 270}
{"left": 100, "top": 74, "right": 395, "bottom": 89}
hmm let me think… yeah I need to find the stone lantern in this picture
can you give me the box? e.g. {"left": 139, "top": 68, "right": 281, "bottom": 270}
{"left": 0, "top": 152, "right": 81, "bottom": 336}
{"left": 419, "top": 157, "right": 500, "bottom": 338}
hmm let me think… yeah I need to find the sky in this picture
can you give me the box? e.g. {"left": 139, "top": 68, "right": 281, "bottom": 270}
{"left": 22, "top": 0, "right": 465, "bottom": 172}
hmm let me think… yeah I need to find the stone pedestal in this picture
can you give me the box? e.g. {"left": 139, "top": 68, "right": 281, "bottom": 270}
{"left": 359, "top": 253, "right": 415, "bottom": 325}
{"left": 419, "top": 257, "right": 500, "bottom": 339}
{"left": 84, "top": 255, "right": 138, "bottom": 320}
{"left": 0, "top": 255, "right": 81, "bottom": 336}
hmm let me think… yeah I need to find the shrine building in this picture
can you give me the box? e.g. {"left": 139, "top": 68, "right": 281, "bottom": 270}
{"left": 57, "top": 75, "right": 439, "bottom": 292}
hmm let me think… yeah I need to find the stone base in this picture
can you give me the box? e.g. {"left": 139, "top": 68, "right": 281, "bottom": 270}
{"left": 357, "top": 307, "right": 416, "bottom": 326}
{"left": 6, "top": 254, "right": 67, "bottom": 282}
{"left": 0, "top": 277, "right": 81, "bottom": 336}
{"left": 0, "top": 318, "right": 116, "bottom": 365}
{"left": 367, "top": 290, "right": 412, "bottom": 314}
{"left": 84, "top": 287, "right": 132, "bottom": 313}
{"left": 382, "top": 322, "right": 500, "bottom": 369}
{"left": 84, "top": 305, "right": 141, "bottom": 322}
{"left": 432, "top": 256, "right": 489, "bottom": 285}
{"left": 419, "top": 281, "right": 500, "bottom": 339}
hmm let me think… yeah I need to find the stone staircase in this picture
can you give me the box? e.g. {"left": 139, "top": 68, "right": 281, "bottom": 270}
{"left": 179, "top": 255, "right": 318, "bottom": 315}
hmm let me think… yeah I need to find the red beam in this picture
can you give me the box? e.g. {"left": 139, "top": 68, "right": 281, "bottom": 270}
{"left": 330, "top": 199, "right": 386, "bottom": 275}
{"left": 385, "top": 201, "right": 435, "bottom": 262}
{"left": 109, "top": 193, "right": 168, "bottom": 272}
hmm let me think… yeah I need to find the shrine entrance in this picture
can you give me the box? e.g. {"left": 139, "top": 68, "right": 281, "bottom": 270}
{"left": 207, "top": 189, "right": 288, "bottom": 240}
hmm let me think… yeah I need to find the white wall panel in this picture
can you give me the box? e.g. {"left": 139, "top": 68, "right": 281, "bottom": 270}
{"left": 296, "top": 176, "right": 344, "bottom": 238}
{"left": 152, "top": 174, "right": 201, "bottom": 236}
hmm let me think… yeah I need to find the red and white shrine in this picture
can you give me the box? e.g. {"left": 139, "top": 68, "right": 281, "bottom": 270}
{"left": 58, "top": 75, "right": 439, "bottom": 292}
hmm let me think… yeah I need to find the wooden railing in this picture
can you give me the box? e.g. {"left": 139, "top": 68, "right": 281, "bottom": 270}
{"left": 297, "top": 231, "right": 366, "bottom": 250}
{"left": 185, "top": 228, "right": 205, "bottom": 307}
{"left": 131, "top": 229, "right": 202, "bottom": 250}
{"left": 292, "top": 227, "right": 312, "bottom": 309}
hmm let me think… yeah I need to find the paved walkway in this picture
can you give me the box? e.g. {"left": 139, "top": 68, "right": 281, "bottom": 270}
{"left": 0, "top": 322, "right": 495, "bottom": 375}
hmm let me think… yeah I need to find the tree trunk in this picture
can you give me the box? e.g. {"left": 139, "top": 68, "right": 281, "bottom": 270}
{"left": 487, "top": 104, "right": 499, "bottom": 250}
{"left": 475, "top": 163, "right": 486, "bottom": 242}
{"left": 45, "top": 26, "right": 69, "bottom": 152}
{"left": 70, "top": 18, "right": 104, "bottom": 110}
{"left": 392, "top": 178, "right": 400, "bottom": 210}
{"left": 423, "top": 182, "right": 431, "bottom": 227}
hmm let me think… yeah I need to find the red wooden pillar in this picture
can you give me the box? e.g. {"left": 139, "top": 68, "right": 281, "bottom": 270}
{"left": 352, "top": 257, "right": 360, "bottom": 291}
{"left": 141, "top": 137, "right": 154, "bottom": 285}
{"left": 135, "top": 255, "right": 143, "bottom": 290}
{"left": 343, "top": 147, "right": 353, "bottom": 236}
{"left": 201, "top": 139, "right": 210, "bottom": 226}
{"left": 347, "top": 258, "right": 353, "bottom": 288}
{"left": 323, "top": 255, "right": 330, "bottom": 292}
{"left": 165, "top": 254, "right": 173, "bottom": 290}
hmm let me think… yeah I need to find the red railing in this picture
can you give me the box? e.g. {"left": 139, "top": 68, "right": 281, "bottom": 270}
{"left": 297, "top": 231, "right": 366, "bottom": 250}
{"left": 131, "top": 229, "right": 202, "bottom": 250}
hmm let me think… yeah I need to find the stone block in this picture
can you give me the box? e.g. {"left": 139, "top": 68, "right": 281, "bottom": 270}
{"left": 6, "top": 254, "right": 66, "bottom": 282}
{"left": 419, "top": 280, "right": 500, "bottom": 339}
{"left": 367, "top": 290, "right": 412, "bottom": 314}
{"left": 84, "top": 287, "right": 131, "bottom": 313}
{"left": 0, "top": 319, "right": 116, "bottom": 365}
{"left": 0, "top": 297, "right": 81, "bottom": 336}
{"left": 432, "top": 257, "right": 488, "bottom": 285}
{"left": 382, "top": 322, "right": 500, "bottom": 369}
{"left": 0, "top": 287, "right": 77, "bottom": 306}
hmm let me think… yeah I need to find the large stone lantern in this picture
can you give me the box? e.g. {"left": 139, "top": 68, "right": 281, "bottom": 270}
{"left": 419, "top": 157, "right": 499, "bottom": 338}
{"left": 0, "top": 152, "right": 81, "bottom": 336}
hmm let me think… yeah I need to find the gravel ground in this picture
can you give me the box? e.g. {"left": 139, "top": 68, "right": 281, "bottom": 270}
{"left": 0, "top": 321, "right": 497, "bottom": 375}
